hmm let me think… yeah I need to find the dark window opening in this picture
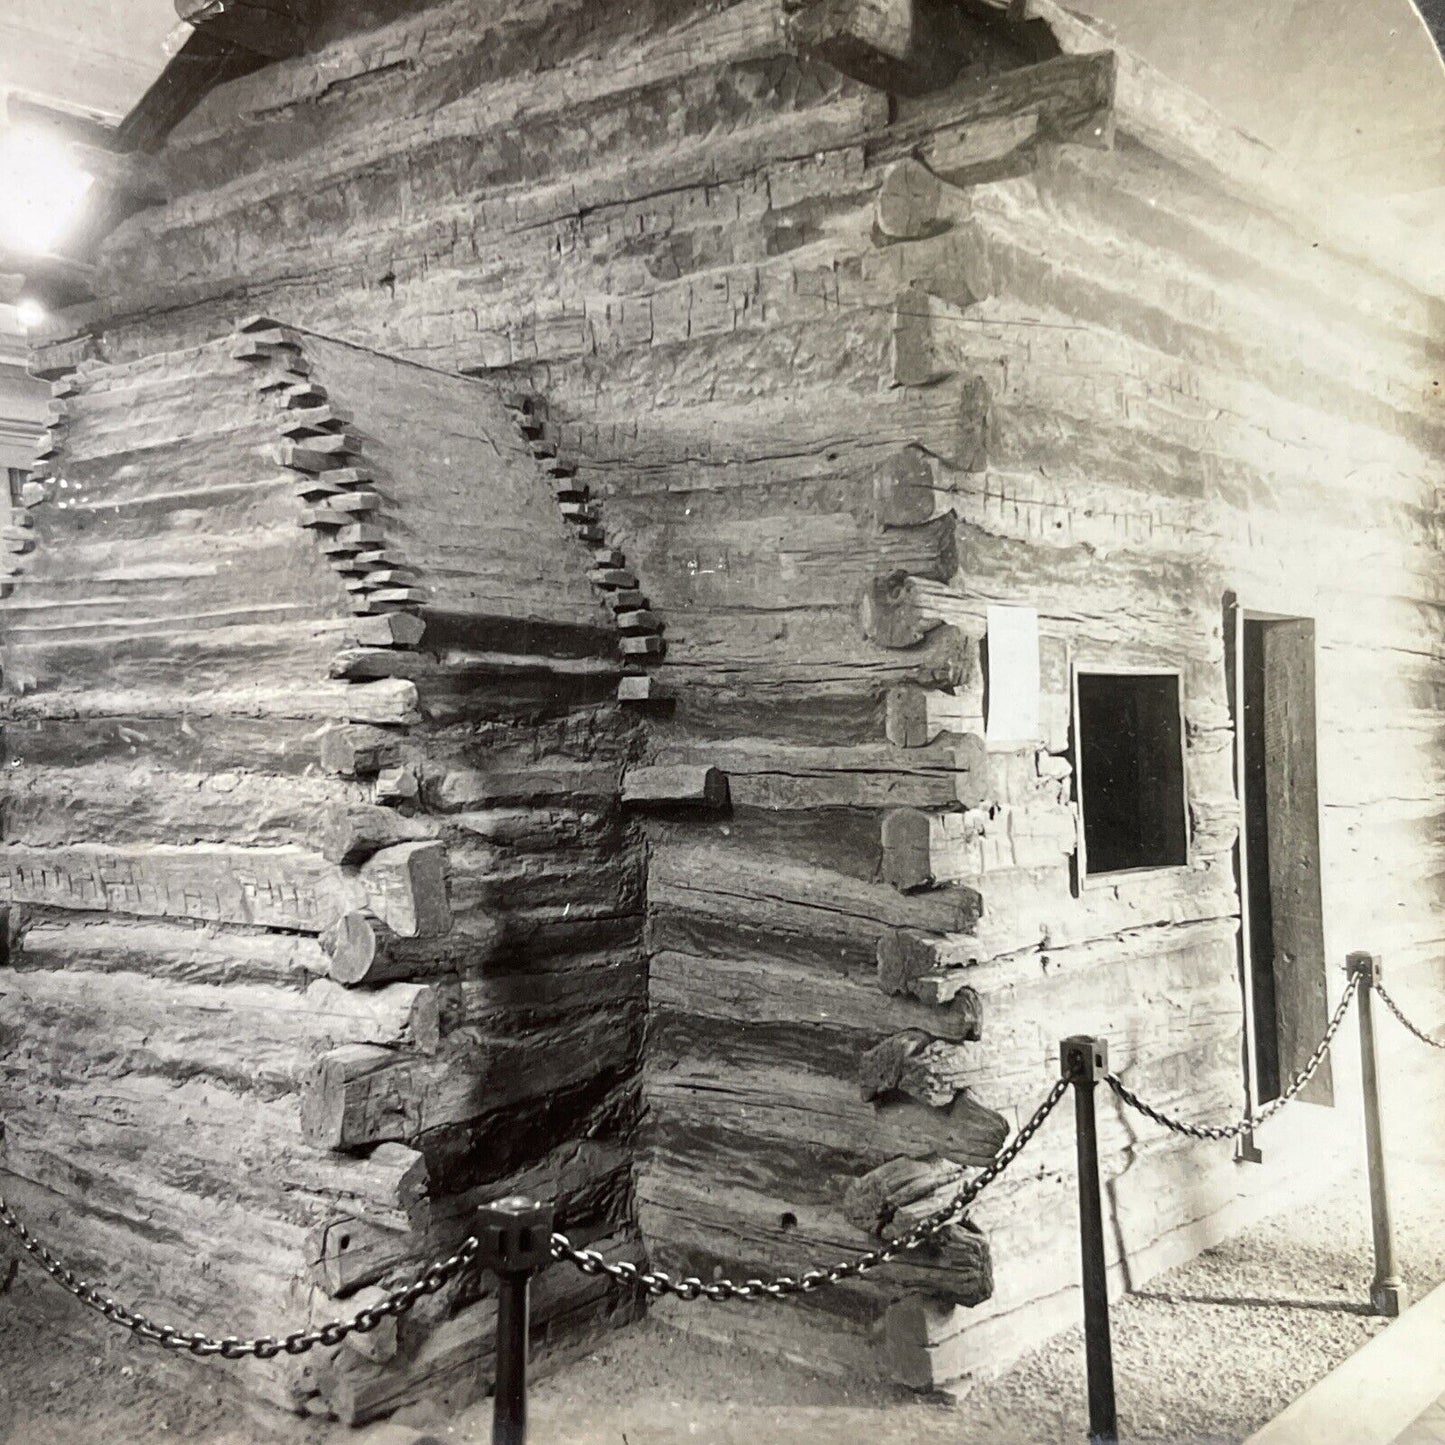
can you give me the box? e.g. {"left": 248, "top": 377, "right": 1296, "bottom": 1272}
{"left": 1075, "top": 671, "right": 1188, "bottom": 876}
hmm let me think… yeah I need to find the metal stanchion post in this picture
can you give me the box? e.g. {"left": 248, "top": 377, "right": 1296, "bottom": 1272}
{"left": 477, "top": 1196, "right": 556, "bottom": 1445}
{"left": 1061, "top": 1035, "right": 1118, "bottom": 1445}
{"left": 1346, "top": 953, "right": 1407, "bottom": 1318}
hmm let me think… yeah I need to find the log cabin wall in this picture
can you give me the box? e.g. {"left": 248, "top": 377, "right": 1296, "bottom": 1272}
{"left": 0, "top": 327, "right": 650, "bottom": 1423}
{"left": 9, "top": 0, "right": 1445, "bottom": 1410}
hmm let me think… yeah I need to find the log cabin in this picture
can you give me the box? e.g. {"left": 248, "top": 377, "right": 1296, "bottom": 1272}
{"left": 0, "top": 0, "right": 1442, "bottom": 1426}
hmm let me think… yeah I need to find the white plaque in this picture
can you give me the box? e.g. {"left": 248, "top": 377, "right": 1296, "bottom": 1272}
{"left": 985, "top": 604, "right": 1041, "bottom": 747}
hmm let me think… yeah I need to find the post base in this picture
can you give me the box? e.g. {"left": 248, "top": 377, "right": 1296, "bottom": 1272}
{"left": 1371, "top": 1280, "right": 1407, "bottom": 1318}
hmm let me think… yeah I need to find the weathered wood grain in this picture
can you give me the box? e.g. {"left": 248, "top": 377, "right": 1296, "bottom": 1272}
{"left": 0, "top": 842, "right": 359, "bottom": 931}
{"left": 12, "top": 0, "right": 1445, "bottom": 1411}
{"left": 300, "top": 1007, "right": 640, "bottom": 1151}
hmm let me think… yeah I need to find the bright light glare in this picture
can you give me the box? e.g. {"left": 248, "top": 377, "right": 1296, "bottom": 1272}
{"left": 0, "top": 128, "right": 93, "bottom": 255}
{"left": 15, "top": 298, "right": 47, "bottom": 331}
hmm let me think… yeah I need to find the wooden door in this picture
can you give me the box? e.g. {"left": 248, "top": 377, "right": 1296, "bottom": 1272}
{"left": 1259, "top": 618, "right": 1332, "bottom": 1105}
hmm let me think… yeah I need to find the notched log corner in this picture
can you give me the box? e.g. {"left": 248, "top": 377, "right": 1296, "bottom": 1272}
{"left": 875, "top": 157, "right": 947, "bottom": 243}
{"left": 319, "top": 724, "right": 404, "bottom": 779}
{"left": 861, "top": 572, "right": 944, "bottom": 649}
{"left": 872, "top": 445, "right": 938, "bottom": 528}
{"left": 621, "top": 764, "right": 729, "bottom": 812}
{"left": 319, "top": 802, "right": 432, "bottom": 865}
{"left": 881, "top": 807, "right": 933, "bottom": 892}
{"left": 843, "top": 1153, "right": 964, "bottom": 1234}
{"left": 877, "top": 930, "right": 982, "bottom": 1021}
{"left": 844, "top": 1155, "right": 993, "bottom": 1310}
{"left": 885, "top": 685, "right": 936, "bottom": 747}
{"left": 858, "top": 1028, "right": 974, "bottom": 1107}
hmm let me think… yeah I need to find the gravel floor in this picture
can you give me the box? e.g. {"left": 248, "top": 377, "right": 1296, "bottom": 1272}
{"left": 0, "top": 1155, "right": 1440, "bottom": 1444}
{"left": 502, "top": 1153, "right": 1445, "bottom": 1445}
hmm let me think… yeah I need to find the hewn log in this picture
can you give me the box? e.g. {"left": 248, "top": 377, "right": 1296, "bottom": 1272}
{"left": 652, "top": 737, "right": 985, "bottom": 810}
{"left": 886, "top": 686, "right": 937, "bottom": 747}
{"left": 652, "top": 842, "right": 983, "bottom": 940}
{"left": 892, "top": 288, "right": 956, "bottom": 387}
{"left": 358, "top": 841, "right": 451, "bottom": 939}
{"left": 346, "top": 612, "right": 426, "bottom": 649}
{"left": 876, "top": 157, "right": 944, "bottom": 240}
{"left": 0, "top": 842, "right": 358, "bottom": 932}
{"left": 300, "top": 1044, "right": 418, "bottom": 1151}
{"left": 861, "top": 572, "right": 946, "bottom": 649}
{"left": 620, "top": 765, "right": 729, "bottom": 811}
{"left": 881, "top": 1294, "right": 964, "bottom": 1389}
{"left": 319, "top": 803, "right": 432, "bottom": 865}
{"left": 26, "top": 334, "right": 94, "bottom": 381}
{"left": 300, "top": 1010, "right": 638, "bottom": 1152}
{"left": 374, "top": 766, "right": 420, "bottom": 803}
{"left": 906, "top": 47, "right": 1116, "bottom": 156}
{"left": 842, "top": 1154, "right": 964, "bottom": 1234}
{"left": 858, "top": 1030, "right": 975, "bottom": 1107}
{"left": 11, "top": 916, "right": 327, "bottom": 990}
{"left": 651, "top": 948, "right": 980, "bottom": 1045}
{"left": 430, "top": 765, "right": 619, "bottom": 812}
{"left": 320, "top": 911, "right": 413, "bottom": 987}
{"left": 308, "top": 1213, "right": 418, "bottom": 1299}
{"left": 304, "top": 978, "right": 443, "bottom": 1055}
{"left": 614, "top": 609, "right": 663, "bottom": 635}
{"left": 650, "top": 1011, "right": 1006, "bottom": 1168}
{"left": 639, "top": 1173, "right": 991, "bottom": 1313}
{"left": 872, "top": 445, "right": 937, "bottom": 527}
{"left": 324, "top": 1284, "right": 399, "bottom": 1364}
{"left": 881, "top": 808, "right": 933, "bottom": 891}
{"left": 877, "top": 930, "right": 981, "bottom": 1012}
{"left": 0, "top": 1065, "right": 428, "bottom": 1238}
{"left": 839, "top": 1155, "right": 988, "bottom": 1308}
{"left": 319, "top": 725, "right": 404, "bottom": 778}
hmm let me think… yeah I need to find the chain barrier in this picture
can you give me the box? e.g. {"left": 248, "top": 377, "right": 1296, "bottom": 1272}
{"left": 550, "top": 1077, "right": 1071, "bottom": 1300}
{"left": 1104, "top": 970, "right": 1361, "bottom": 1141}
{"left": 3, "top": 951, "right": 1440, "bottom": 1357}
{"left": 0, "top": 1194, "right": 478, "bottom": 1359}
{"left": 0, "top": 1078, "right": 1069, "bottom": 1348}
{"left": 1373, "top": 977, "right": 1445, "bottom": 1051}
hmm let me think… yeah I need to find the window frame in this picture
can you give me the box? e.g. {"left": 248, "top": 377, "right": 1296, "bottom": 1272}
{"left": 1070, "top": 662, "right": 1192, "bottom": 888}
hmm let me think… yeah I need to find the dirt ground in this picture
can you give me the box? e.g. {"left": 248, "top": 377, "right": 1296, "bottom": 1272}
{"left": 0, "top": 1154, "right": 1441, "bottom": 1445}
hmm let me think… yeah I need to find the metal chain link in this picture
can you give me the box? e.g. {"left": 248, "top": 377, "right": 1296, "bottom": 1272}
{"left": 551, "top": 1076, "right": 1070, "bottom": 1302}
{"left": 0, "top": 1195, "right": 479, "bottom": 1359}
{"left": 1374, "top": 977, "right": 1445, "bottom": 1050}
{"left": 11, "top": 955, "right": 1419, "bottom": 1340}
{"left": 1105, "top": 970, "right": 1361, "bottom": 1141}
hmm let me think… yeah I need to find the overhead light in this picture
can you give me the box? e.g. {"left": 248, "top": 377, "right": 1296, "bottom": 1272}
{"left": 0, "top": 127, "right": 94, "bottom": 256}
{"left": 15, "top": 297, "right": 47, "bottom": 331}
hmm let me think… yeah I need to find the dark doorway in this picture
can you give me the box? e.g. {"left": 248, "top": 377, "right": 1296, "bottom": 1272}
{"left": 1230, "top": 609, "right": 1332, "bottom": 1109}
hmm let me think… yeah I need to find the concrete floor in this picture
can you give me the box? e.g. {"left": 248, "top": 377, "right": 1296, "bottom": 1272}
{"left": 1398, "top": 1394, "right": 1445, "bottom": 1445}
